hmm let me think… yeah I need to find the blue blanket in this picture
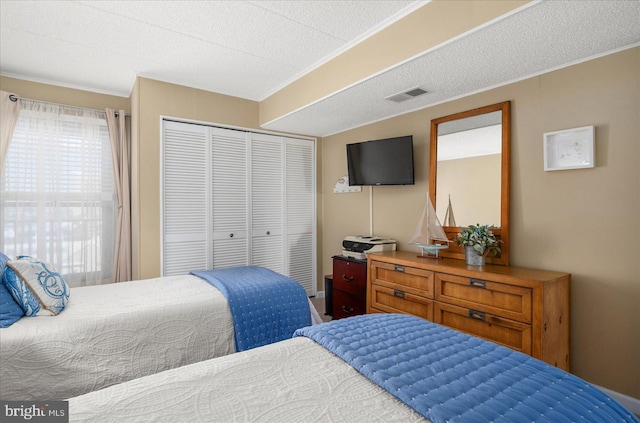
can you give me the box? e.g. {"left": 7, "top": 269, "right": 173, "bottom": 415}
{"left": 295, "top": 314, "right": 638, "bottom": 423}
{"left": 192, "top": 266, "right": 311, "bottom": 352}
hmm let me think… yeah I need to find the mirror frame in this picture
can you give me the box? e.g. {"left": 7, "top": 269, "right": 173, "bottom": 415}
{"left": 429, "top": 101, "right": 511, "bottom": 266}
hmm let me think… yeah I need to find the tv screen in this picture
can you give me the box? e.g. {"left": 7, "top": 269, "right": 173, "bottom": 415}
{"left": 346, "top": 136, "right": 414, "bottom": 186}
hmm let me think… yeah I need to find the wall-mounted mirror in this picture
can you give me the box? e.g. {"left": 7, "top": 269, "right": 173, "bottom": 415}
{"left": 429, "top": 101, "right": 510, "bottom": 266}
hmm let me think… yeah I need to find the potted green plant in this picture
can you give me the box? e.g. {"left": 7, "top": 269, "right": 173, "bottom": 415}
{"left": 455, "top": 224, "right": 502, "bottom": 266}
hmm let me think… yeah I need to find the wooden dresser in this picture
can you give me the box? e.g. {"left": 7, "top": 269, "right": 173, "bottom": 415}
{"left": 332, "top": 255, "right": 367, "bottom": 320}
{"left": 367, "top": 251, "right": 571, "bottom": 370}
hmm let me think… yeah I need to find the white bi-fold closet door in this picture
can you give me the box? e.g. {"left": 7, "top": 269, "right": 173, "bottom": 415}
{"left": 161, "top": 120, "right": 316, "bottom": 295}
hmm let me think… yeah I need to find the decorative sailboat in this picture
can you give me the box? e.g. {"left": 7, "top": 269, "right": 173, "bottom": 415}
{"left": 442, "top": 194, "right": 457, "bottom": 227}
{"left": 409, "top": 193, "right": 450, "bottom": 259}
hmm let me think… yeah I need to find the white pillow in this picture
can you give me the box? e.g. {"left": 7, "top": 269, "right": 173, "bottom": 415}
{"left": 4, "top": 256, "right": 70, "bottom": 316}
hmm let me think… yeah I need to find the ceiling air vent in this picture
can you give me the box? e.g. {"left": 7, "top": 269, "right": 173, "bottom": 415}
{"left": 385, "top": 87, "right": 428, "bottom": 103}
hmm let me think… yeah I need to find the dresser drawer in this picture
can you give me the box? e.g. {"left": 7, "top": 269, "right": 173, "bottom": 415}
{"left": 332, "top": 289, "right": 366, "bottom": 320}
{"left": 435, "top": 273, "right": 532, "bottom": 323}
{"left": 434, "top": 302, "right": 532, "bottom": 355}
{"left": 370, "top": 284, "right": 433, "bottom": 320}
{"left": 333, "top": 259, "right": 366, "bottom": 295}
{"left": 366, "top": 251, "right": 570, "bottom": 370}
{"left": 370, "top": 260, "right": 434, "bottom": 299}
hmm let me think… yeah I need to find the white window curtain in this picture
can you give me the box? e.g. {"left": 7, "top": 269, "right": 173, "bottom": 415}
{"left": 0, "top": 99, "right": 115, "bottom": 287}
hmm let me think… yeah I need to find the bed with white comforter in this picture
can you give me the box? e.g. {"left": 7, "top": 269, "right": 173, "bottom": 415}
{"left": 69, "top": 336, "right": 425, "bottom": 423}
{"left": 68, "top": 314, "right": 638, "bottom": 423}
{"left": 0, "top": 273, "right": 321, "bottom": 401}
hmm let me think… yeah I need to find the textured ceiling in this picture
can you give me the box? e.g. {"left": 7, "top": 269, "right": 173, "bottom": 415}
{"left": 0, "top": 0, "right": 420, "bottom": 99}
{"left": 263, "top": 0, "right": 640, "bottom": 136}
{"left": 1, "top": 0, "right": 639, "bottom": 137}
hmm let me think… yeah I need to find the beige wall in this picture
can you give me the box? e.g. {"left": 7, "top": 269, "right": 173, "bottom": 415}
{"left": 0, "top": 76, "right": 129, "bottom": 112}
{"left": 321, "top": 47, "right": 640, "bottom": 398}
{"left": 436, "top": 154, "right": 501, "bottom": 226}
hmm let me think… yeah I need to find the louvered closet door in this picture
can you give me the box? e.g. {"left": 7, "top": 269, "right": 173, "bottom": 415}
{"left": 211, "top": 127, "right": 249, "bottom": 268}
{"left": 285, "top": 139, "right": 316, "bottom": 295}
{"left": 162, "top": 121, "right": 209, "bottom": 275}
{"left": 250, "top": 133, "right": 284, "bottom": 273}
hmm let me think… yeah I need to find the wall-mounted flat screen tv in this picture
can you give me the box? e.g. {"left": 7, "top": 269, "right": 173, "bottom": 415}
{"left": 346, "top": 135, "right": 414, "bottom": 186}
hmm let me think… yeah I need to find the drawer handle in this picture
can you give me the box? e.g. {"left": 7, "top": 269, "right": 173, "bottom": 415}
{"left": 468, "top": 310, "right": 486, "bottom": 321}
{"left": 394, "top": 265, "right": 405, "bottom": 273}
{"left": 393, "top": 289, "right": 405, "bottom": 299}
{"left": 342, "top": 274, "right": 355, "bottom": 282}
{"left": 469, "top": 278, "right": 487, "bottom": 289}
{"left": 342, "top": 305, "right": 354, "bottom": 314}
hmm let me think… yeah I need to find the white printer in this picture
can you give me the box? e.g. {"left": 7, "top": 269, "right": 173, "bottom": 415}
{"left": 342, "top": 235, "right": 396, "bottom": 260}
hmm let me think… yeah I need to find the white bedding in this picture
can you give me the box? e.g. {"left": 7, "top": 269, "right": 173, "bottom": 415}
{"left": 69, "top": 336, "right": 427, "bottom": 423}
{"left": 0, "top": 274, "right": 320, "bottom": 401}
{"left": 1, "top": 275, "right": 235, "bottom": 400}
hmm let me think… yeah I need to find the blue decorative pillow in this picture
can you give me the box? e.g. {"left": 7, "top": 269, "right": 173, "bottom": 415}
{"left": 0, "top": 253, "right": 25, "bottom": 327}
{"left": 4, "top": 256, "right": 70, "bottom": 316}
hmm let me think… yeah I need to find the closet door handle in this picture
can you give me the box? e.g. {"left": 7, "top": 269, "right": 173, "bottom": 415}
{"left": 266, "top": 231, "right": 271, "bottom": 235}
{"left": 229, "top": 233, "right": 234, "bottom": 238}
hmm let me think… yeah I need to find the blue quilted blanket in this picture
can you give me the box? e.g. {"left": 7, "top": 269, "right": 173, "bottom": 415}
{"left": 192, "top": 266, "right": 310, "bottom": 352}
{"left": 295, "top": 314, "right": 638, "bottom": 423}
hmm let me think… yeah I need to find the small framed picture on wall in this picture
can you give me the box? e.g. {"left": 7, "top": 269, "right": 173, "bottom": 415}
{"left": 543, "top": 125, "right": 595, "bottom": 171}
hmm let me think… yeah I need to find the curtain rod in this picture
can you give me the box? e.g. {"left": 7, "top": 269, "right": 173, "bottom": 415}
{"left": 8, "top": 94, "right": 130, "bottom": 118}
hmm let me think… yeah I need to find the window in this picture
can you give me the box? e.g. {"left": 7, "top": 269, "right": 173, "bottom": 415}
{"left": 1, "top": 100, "right": 115, "bottom": 287}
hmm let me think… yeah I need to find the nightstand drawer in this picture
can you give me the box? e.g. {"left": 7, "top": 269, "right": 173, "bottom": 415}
{"left": 434, "top": 302, "right": 532, "bottom": 355}
{"left": 370, "top": 260, "right": 434, "bottom": 299}
{"left": 370, "top": 284, "right": 433, "bottom": 320}
{"left": 435, "top": 273, "right": 532, "bottom": 323}
{"left": 333, "top": 259, "right": 366, "bottom": 295}
{"left": 332, "top": 289, "right": 366, "bottom": 319}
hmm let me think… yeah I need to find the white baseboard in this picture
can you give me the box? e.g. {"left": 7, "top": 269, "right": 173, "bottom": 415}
{"left": 315, "top": 290, "right": 325, "bottom": 298}
{"left": 596, "top": 385, "right": 640, "bottom": 416}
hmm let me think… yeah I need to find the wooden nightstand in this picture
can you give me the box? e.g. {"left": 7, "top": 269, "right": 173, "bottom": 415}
{"left": 332, "top": 255, "right": 367, "bottom": 319}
